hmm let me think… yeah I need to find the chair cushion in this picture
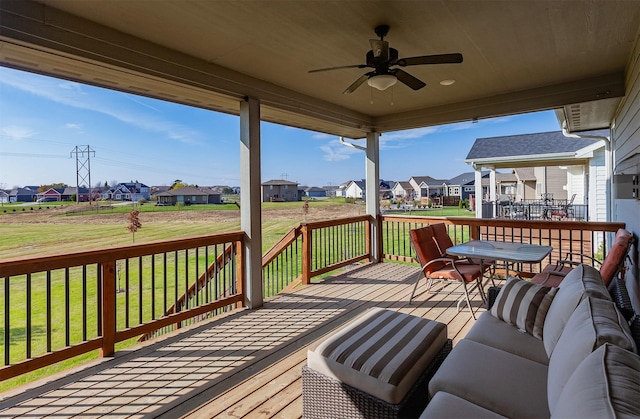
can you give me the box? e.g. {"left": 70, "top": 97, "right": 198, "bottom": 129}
{"left": 490, "top": 277, "right": 557, "bottom": 339}
{"left": 530, "top": 264, "right": 573, "bottom": 287}
{"left": 420, "top": 392, "right": 508, "bottom": 418}
{"left": 430, "top": 260, "right": 483, "bottom": 283}
{"left": 307, "top": 307, "right": 447, "bottom": 405}
{"left": 552, "top": 344, "right": 640, "bottom": 418}
{"left": 431, "top": 223, "right": 455, "bottom": 255}
{"left": 411, "top": 226, "right": 447, "bottom": 272}
{"left": 465, "top": 311, "right": 549, "bottom": 365}
{"left": 543, "top": 264, "right": 611, "bottom": 357}
{"left": 547, "top": 297, "right": 636, "bottom": 411}
{"left": 428, "top": 339, "right": 549, "bottom": 418}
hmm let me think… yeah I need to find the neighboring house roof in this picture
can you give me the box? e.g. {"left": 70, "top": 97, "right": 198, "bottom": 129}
{"left": 446, "top": 171, "right": 488, "bottom": 186}
{"left": 466, "top": 130, "right": 606, "bottom": 163}
{"left": 496, "top": 172, "right": 518, "bottom": 182}
{"left": 394, "top": 181, "right": 412, "bottom": 190}
{"left": 305, "top": 187, "right": 326, "bottom": 192}
{"left": 322, "top": 185, "right": 339, "bottom": 191}
{"left": 160, "top": 186, "right": 221, "bottom": 196}
{"left": 420, "top": 179, "right": 447, "bottom": 187}
{"left": 261, "top": 179, "right": 299, "bottom": 186}
{"left": 514, "top": 168, "right": 536, "bottom": 181}
{"left": 62, "top": 187, "right": 89, "bottom": 195}
{"left": 409, "top": 176, "right": 435, "bottom": 184}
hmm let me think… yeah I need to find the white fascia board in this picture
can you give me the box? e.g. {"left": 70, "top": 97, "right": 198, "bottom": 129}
{"left": 465, "top": 152, "right": 576, "bottom": 166}
{"left": 574, "top": 141, "right": 606, "bottom": 159}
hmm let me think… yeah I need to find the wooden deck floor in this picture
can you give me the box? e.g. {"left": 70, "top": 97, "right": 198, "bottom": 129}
{"left": 0, "top": 262, "right": 493, "bottom": 418}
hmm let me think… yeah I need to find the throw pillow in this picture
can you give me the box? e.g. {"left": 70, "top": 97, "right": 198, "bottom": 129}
{"left": 490, "top": 277, "right": 557, "bottom": 339}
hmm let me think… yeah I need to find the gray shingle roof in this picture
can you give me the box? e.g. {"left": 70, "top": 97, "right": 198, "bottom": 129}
{"left": 466, "top": 130, "right": 607, "bottom": 160}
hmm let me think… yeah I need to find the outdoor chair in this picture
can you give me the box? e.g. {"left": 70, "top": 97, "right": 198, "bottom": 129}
{"left": 531, "top": 228, "right": 634, "bottom": 287}
{"left": 430, "top": 222, "right": 497, "bottom": 287}
{"left": 409, "top": 225, "right": 491, "bottom": 319}
{"left": 549, "top": 193, "right": 577, "bottom": 220}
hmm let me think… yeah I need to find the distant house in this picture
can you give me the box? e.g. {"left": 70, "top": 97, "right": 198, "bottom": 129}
{"left": 335, "top": 181, "right": 351, "bottom": 198}
{"left": 322, "top": 185, "right": 340, "bottom": 197}
{"left": 446, "top": 171, "right": 490, "bottom": 200}
{"left": 408, "top": 176, "right": 437, "bottom": 199}
{"left": 392, "top": 181, "right": 413, "bottom": 199}
{"left": 303, "top": 186, "right": 327, "bottom": 198}
{"left": 62, "top": 187, "right": 90, "bottom": 202}
{"left": 9, "top": 187, "right": 37, "bottom": 202}
{"left": 0, "top": 190, "right": 9, "bottom": 203}
{"left": 344, "top": 180, "right": 365, "bottom": 199}
{"left": 261, "top": 180, "right": 300, "bottom": 202}
{"left": 36, "top": 187, "right": 64, "bottom": 202}
{"left": 156, "top": 186, "right": 221, "bottom": 205}
{"left": 102, "top": 182, "right": 151, "bottom": 201}
{"left": 418, "top": 178, "right": 448, "bottom": 199}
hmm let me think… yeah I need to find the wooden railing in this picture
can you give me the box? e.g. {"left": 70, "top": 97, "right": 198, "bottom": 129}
{"left": 380, "top": 215, "right": 625, "bottom": 276}
{"left": 1, "top": 214, "right": 626, "bottom": 383}
{"left": 262, "top": 215, "right": 372, "bottom": 294}
{"left": 0, "top": 232, "right": 244, "bottom": 381}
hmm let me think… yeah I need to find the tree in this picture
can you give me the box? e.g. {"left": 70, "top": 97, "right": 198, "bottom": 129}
{"left": 170, "top": 179, "right": 187, "bottom": 190}
{"left": 38, "top": 182, "right": 67, "bottom": 192}
{"left": 127, "top": 208, "right": 142, "bottom": 243}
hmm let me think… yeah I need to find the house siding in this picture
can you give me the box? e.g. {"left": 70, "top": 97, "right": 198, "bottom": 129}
{"left": 567, "top": 165, "right": 585, "bottom": 207}
{"left": 589, "top": 149, "right": 608, "bottom": 223}
{"left": 611, "top": 32, "right": 640, "bottom": 313}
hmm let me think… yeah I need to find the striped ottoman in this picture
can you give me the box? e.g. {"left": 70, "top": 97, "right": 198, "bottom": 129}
{"left": 303, "top": 308, "right": 451, "bottom": 419}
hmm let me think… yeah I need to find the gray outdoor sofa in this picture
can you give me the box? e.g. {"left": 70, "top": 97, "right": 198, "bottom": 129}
{"left": 421, "top": 264, "right": 640, "bottom": 418}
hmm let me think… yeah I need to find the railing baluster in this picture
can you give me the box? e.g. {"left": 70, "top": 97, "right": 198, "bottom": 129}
{"left": 82, "top": 266, "right": 87, "bottom": 341}
{"left": 4, "top": 275, "right": 9, "bottom": 366}
{"left": 26, "top": 273, "right": 31, "bottom": 360}
{"left": 65, "top": 268, "right": 70, "bottom": 347}
{"left": 46, "top": 271, "right": 51, "bottom": 353}
{"left": 138, "top": 257, "right": 143, "bottom": 324}
{"left": 151, "top": 254, "right": 156, "bottom": 320}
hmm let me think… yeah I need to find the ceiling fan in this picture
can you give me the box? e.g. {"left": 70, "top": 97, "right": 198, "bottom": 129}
{"left": 309, "top": 25, "right": 463, "bottom": 94}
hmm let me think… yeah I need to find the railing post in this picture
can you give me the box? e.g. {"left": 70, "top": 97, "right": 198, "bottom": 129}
{"left": 365, "top": 217, "right": 372, "bottom": 261}
{"left": 235, "top": 239, "right": 244, "bottom": 308}
{"left": 470, "top": 226, "right": 480, "bottom": 240}
{"left": 301, "top": 224, "right": 311, "bottom": 284}
{"left": 100, "top": 261, "right": 116, "bottom": 357}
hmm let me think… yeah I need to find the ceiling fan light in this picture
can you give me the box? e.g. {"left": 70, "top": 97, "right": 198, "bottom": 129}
{"left": 367, "top": 74, "right": 397, "bottom": 91}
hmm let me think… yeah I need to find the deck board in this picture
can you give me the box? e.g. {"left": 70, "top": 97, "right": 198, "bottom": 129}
{"left": 0, "top": 262, "right": 495, "bottom": 418}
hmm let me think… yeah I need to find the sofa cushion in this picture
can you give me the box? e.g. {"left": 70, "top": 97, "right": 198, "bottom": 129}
{"left": 465, "top": 311, "right": 549, "bottom": 365}
{"left": 428, "top": 339, "right": 549, "bottom": 418}
{"left": 420, "top": 392, "right": 508, "bottom": 418}
{"left": 552, "top": 344, "right": 640, "bottom": 418}
{"left": 307, "top": 307, "right": 447, "bottom": 404}
{"left": 543, "top": 264, "right": 610, "bottom": 356}
{"left": 490, "top": 277, "right": 557, "bottom": 339}
{"left": 547, "top": 297, "right": 636, "bottom": 411}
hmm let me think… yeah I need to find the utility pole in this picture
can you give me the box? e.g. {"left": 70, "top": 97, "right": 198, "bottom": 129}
{"left": 71, "top": 145, "right": 95, "bottom": 205}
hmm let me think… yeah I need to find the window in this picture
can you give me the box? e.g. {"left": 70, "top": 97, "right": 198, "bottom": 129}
{"left": 269, "top": 185, "right": 273, "bottom": 190}
{"left": 284, "top": 185, "right": 288, "bottom": 189}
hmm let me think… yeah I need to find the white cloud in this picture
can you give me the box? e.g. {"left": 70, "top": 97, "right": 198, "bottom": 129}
{"left": 65, "top": 123, "right": 83, "bottom": 130}
{"left": 321, "top": 139, "right": 362, "bottom": 161}
{"left": 1, "top": 125, "right": 36, "bottom": 140}
{"left": 0, "top": 69, "right": 202, "bottom": 145}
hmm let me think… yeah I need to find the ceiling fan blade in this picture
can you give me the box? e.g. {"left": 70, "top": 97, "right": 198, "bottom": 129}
{"left": 343, "top": 73, "right": 373, "bottom": 94}
{"left": 396, "top": 53, "right": 463, "bottom": 67}
{"left": 393, "top": 69, "right": 426, "bottom": 90}
{"left": 309, "top": 64, "right": 368, "bottom": 73}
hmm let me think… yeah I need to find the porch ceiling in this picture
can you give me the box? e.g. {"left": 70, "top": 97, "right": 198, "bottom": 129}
{"left": 1, "top": 1, "right": 639, "bottom": 138}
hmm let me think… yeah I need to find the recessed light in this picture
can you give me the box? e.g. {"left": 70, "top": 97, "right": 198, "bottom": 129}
{"left": 440, "top": 79, "right": 456, "bottom": 86}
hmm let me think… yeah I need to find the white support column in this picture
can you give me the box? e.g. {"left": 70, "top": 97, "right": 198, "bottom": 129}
{"left": 474, "top": 167, "right": 483, "bottom": 218}
{"left": 365, "top": 132, "right": 380, "bottom": 262}
{"left": 489, "top": 167, "right": 497, "bottom": 218}
{"left": 240, "top": 97, "right": 263, "bottom": 309}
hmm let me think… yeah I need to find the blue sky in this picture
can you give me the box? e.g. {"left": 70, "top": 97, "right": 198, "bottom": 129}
{"left": 0, "top": 67, "right": 561, "bottom": 189}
